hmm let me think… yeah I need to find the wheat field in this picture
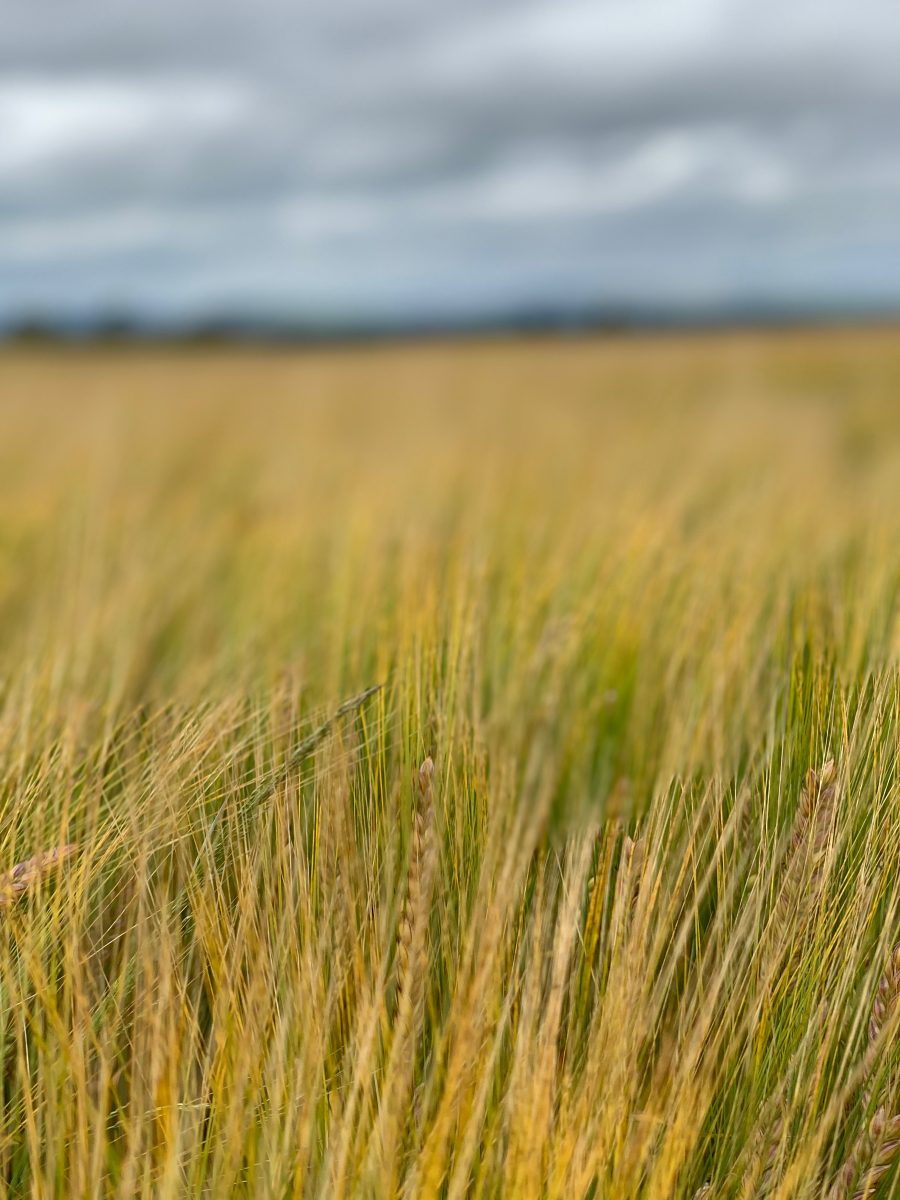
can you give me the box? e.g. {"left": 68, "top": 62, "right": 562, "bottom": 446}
{"left": 0, "top": 328, "right": 899, "bottom": 1198}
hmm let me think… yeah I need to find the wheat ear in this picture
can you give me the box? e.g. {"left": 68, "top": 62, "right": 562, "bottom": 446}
{"left": 869, "top": 944, "right": 900, "bottom": 1048}
{"left": 852, "top": 1110, "right": 900, "bottom": 1200}
{"left": 394, "top": 756, "right": 436, "bottom": 1031}
{"left": 0, "top": 844, "right": 78, "bottom": 906}
{"left": 773, "top": 759, "right": 837, "bottom": 930}
{"left": 738, "top": 1100, "right": 785, "bottom": 1199}
{"left": 362, "top": 758, "right": 437, "bottom": 1191}
{"left": 609, "top": 833, "right": 645, "bottom": 952}
{"left": 830, "top": 942, "right": 900, "bottom": 1199}
{"left": 742, "top": 762, "right": 837, "bottom": 1199}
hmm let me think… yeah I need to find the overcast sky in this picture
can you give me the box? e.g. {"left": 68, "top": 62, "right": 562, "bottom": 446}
{"left": 2, "top": 0, "right": 900, "bottom": 328}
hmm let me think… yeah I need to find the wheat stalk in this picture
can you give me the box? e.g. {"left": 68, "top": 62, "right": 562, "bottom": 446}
{"left": 574, "top": 824, "right": 617, "bottom": 1021}
{"left": 192, "top": 682, "right": 384, "bottom": 872}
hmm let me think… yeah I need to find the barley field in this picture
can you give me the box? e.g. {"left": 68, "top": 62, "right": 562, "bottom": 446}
{"left": 0, "top": 328, "right": 899, "bottom": 1199}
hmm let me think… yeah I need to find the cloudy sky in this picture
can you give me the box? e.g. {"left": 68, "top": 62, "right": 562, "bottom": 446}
{"left": 2, "top": 0, "right": 900, "bottom": 329}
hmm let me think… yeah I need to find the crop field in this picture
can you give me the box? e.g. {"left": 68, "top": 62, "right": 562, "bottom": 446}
{"left": 0, "top": 328, "right": 899, "bottom": 1198}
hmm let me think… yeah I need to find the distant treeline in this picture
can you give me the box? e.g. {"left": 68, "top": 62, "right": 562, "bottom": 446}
{"left": 2, "top": 302, "right": 898, "bottom": 346}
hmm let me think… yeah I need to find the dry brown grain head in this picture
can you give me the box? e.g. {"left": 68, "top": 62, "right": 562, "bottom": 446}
{"left": 738, "top": 1094, "right": 786, "bottom": 1200}
{"left": 394, "top": 756, "right": 436, "bottom": 1017}
{"left": 774, "top": 758, "right": 840, "bottom": 932}
{"left": 869, "top": 944, "right": 900, "bottom": 1046}
{"left": 418, "top": 755, "right": 435, "bottom": 798}
{"left": 830, "top": 1109, "right": 900, "bottom": 1200}
{"left": 0, "top": 843, "right": 78, "bottom": 906}
{"left": 852, "top": 1109, "right": 900, "bottom": 1200}
{"left": 814, "top": 758, "right": 836, "bottom": 793}
{"left": 794, "top": 758, "right": 836, "bottom": 845}
{"left": 861, "top": 940, "right": 900, "bottom": 1112}
{"left": 623, "top": 832, "right": 644, "bottom": 872}
{"left": 830, "top": 941, "right": 900, "bottom": 1200}
{"left": 362, "top": 756, "right": 440, "bottom": 1193}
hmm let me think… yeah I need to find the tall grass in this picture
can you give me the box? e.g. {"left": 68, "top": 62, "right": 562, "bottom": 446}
{"left": 0, "top": 330, "right": 898, "bottom": 1197}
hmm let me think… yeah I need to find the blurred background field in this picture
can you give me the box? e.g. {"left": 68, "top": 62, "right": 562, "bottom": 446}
{"left": 1, "top": 328, "right": 899, "bottom": 1197}
{"left": 2, "top": 328, "right": 898, "bottom": 728}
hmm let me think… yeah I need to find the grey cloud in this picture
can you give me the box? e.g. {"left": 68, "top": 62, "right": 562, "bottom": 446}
{"left": 1, "top": 0, "right": 899, "bottom": 326}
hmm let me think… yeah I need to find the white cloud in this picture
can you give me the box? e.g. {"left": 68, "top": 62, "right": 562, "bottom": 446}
{"left": 0, "top": 78, "right": 249, "bottom": 176}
